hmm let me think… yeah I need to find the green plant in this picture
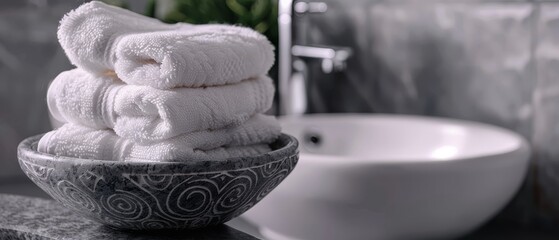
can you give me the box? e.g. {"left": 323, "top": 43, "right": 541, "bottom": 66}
{"left": 102, "top": 0, "right": 129, "bottom": 10}
{"left": 146, "top": 0, "right": 278, "bottom": 48}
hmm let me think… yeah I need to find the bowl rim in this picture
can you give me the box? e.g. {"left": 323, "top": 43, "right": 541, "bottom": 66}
{"left": 18, "top": 133, "right": 299, "bottom": 171}
{"left": 279, "top": 113, "right": 532, "bottom": 165}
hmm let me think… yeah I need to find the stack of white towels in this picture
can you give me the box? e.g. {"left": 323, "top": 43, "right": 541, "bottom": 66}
{"left": 38, "top": 1, "right": 281, "bottom": 162}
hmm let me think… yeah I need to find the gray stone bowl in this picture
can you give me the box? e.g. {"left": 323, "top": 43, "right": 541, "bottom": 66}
{"left": 17, "top": 133, "right": 298, "bottom": 230}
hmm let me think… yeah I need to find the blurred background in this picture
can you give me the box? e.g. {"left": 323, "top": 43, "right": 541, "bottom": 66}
{"left": 2, "top": 0, "right": 559, "bottom": 236}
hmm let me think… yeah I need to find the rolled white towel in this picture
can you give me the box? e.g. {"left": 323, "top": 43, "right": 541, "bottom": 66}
{"left": 114, "top": 24, "right": 275, "bottom": 89}
{"left": 57, "top": 1, "right": 187, "bottom": 75}
{"left": 37, "top": 115, "right": 280, "bottom": 162}
{"left": 58, "top": 1, "right": 275, "bottom": 89}
{"left": 48, "top": 69, "right": 275, "bottom": 143}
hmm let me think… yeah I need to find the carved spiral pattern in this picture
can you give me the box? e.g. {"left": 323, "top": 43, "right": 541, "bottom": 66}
{"left": 213, "top": 174, "right": 255, "bottom": 214}
{"left": 20, "top": 162, "right": 56, "bottom": 198}
{"left": 21, "top": 161, "right": 53, "bottom": 181}
{"left": 260, "top": 159, "right": 283, "bottom": 178}
{"left": 255, "top": 168, "right": 291, "bottom": 202}
{"left": 56, "top": 180, "right": 100, "bottom": 214}
{"left": 101, "top": 191, "right": 151, "bottom": 221}
{"left": 188, "top": 216, "right": 215, "bottom": 229}
{"left": 19, "top": 153, "right": 298, "bottom": 230}
{"left": 165, "top": 179, "right": 216, "bottom": 219}
{"left": 140, "top": 219, "right": 174, "bottom": 229}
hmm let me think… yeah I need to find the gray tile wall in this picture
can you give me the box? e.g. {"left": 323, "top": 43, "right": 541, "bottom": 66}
{"left": 0, "top": 0, "right": 81, "bottom": 181}
{"left": 0, "top": 0, "right": 148, "bottom": 182}
{"left": 295, "top": 0, "right": 559, "bottom": 227}
{"left": 534, "top": 2, "right": 559, "bottom": 224}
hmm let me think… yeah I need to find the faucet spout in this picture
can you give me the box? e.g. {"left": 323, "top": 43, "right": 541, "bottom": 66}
{"left": 291, "top": 45, "right": 352, "bottom": 73}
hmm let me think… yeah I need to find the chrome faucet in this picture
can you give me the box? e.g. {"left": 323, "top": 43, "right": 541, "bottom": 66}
{"left": 278, "top": 0, "right": 353, "bottom": 115}
{"left": 291, "top": 45, "right": 352, "bottom": 74}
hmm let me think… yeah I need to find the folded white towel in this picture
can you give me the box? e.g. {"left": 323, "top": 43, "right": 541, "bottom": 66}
{"left": 59, "top": 1, "right": 275, "bottom": 89}
{"left": 48, "top": 69, "right": 274, "bottom": 143}
{"left": 38, "top": 115, "right": 280, "bottom": 162}
{"left": 114, "top": 24, "right": 275, "bottom": 89}
{"left": 58, "top": 1, "right": 187, "bottom": 75}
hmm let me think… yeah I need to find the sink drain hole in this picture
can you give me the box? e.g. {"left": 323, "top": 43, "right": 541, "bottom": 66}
{"left": 303, "top": 132, "right": 322, "bottom": 147}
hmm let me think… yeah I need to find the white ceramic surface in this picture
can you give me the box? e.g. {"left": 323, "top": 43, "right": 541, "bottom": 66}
{"left": 242, "top": 114, "right": 530, "bottom": 240}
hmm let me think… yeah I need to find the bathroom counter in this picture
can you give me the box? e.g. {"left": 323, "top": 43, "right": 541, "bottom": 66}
{"left": 226, "top": 216, "right": 559, "bottom": 240}
{"left": 1, "top": 182, "right": 557, "bottom": 240}
{"left": 0, "top": 194, "right": 258, "bottom": 240}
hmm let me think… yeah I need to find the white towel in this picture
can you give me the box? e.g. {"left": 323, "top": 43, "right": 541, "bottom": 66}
{"left": 37, "top": 115, "right": 280, "bottom": 162}
{"left": 58, "top": 1, "right": 275, "bottom": 89}
{"left": 48, "top": 69, "right": 274, "bottom": 143}
{"left": 57, "top": 1, "right": 187, "bottom": 75}
{"left": 114, "top": 24, "right": 275, "bottom": 89}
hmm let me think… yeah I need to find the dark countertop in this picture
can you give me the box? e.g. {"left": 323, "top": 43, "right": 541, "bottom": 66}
{"left": 0, "top": 194, "right": 258, "bottom": 240}
{"left": 458, "top": 222, "right": 559, "bottom": 240}
{"left": 2, "top": 181, "right": 559, "bottom": 240}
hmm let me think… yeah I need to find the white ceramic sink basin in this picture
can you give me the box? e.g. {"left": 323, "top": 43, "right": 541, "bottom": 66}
{"left": 242, "top": 114, "right": 530, "bottom": 240}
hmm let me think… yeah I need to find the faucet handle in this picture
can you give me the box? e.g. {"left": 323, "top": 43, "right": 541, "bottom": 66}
{"left": 294, "top": 2, "right": 328, "bottom": 14}
{"left": 291, "top": 45, "right": 352, "bottom": 73}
